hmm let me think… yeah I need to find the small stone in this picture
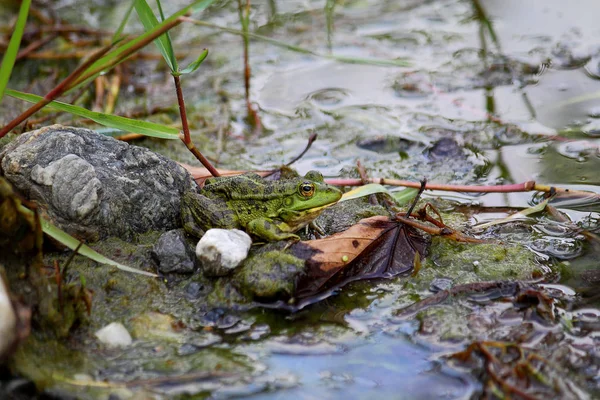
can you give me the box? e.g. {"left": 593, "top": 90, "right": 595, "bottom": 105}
{"left": 0, "top": 278, "right": 17, "bottom": 358}
{"left": 152, "top": 229, "right": 196, "bottom": 274}
{"left": 185, "top": 282, "right": 205, "bottom": 299}
{"left": 196, "top": 308, "right": 240, "bottom": 329}
{"left": 429, "top": 277, "right": 453, "bottom": 292}
{"left": 95, "top": 322, "right": 132, "bottom": 347}
{"left": 177, "top": 333, "right": 222, "bottom": 355}
{"left": 196, "top": 229, "right": 252, "bottom": 277}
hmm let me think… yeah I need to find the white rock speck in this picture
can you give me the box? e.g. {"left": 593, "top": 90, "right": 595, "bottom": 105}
{"left": 95, "top": 322, "right": 132, "bottom": 347}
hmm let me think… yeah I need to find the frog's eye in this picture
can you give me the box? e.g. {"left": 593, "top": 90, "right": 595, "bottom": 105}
{"left": 299, "top": 182, "right": 315, "bottom": 198}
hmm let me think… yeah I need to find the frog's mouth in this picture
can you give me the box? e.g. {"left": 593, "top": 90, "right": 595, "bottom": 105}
{"left": 291, "top": 200, "right": 340, "bottom": 218}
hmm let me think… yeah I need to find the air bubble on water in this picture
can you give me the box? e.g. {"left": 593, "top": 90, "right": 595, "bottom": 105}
{"left": 530, "top": 237, "right": 583, "bottom": 260}
{"left": 556, "top": 141, "right": 592, "bottom": 160}
{"left": 587, "top": 106, "right": 600, "bottom": 118}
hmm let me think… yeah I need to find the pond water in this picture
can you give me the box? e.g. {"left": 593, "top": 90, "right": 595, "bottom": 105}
{"left": 2, "top": 0, "right": 600, "bottom": 399}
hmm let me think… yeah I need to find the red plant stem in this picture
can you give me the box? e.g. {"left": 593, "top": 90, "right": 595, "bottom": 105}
{"left": 181, "top": 135, "right": 221, "bottom": 178}
{"left": 173, "top": 75, "right": 220, "bottom": 177}
{"left": 0, "top": 44, "right": 113, "bottom": 138}
{"left": 236, "top": 0, "right": 262, "bottom": 129}
{"left": 325, "top": 178, "right": 594, "bottom": 196}
{"left": 239, "top": 0, "right": 251, "bottom": 105}
{"left": 243, "top": 45, "right": 250, "bottom": 108}
{"left": 173, "top": 75, "right": 191, "bottom": 144}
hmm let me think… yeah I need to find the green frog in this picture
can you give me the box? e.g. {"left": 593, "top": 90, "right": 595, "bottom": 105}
{"left": 181, "top": 170, "right": 343, "bottom": 241}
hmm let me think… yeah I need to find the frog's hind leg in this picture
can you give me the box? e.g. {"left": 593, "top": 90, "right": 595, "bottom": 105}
{"left": 247, "top": 218, "right": 300, "bottom": 242}
{"left": 181, "top": 192, "right": 238, "bottom": 238}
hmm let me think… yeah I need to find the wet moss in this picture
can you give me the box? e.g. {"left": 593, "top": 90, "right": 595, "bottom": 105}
{"left": 10, "top": 332, "right": 87, "bottom": 390}
{"left": 233, "top": 249, "right": 305, "bottom": 300}
{"left": 414, "top": 236, "right": 543, "bottom": 292}
{"left": 204, "top": 278, "right": 249, "bottom": 308}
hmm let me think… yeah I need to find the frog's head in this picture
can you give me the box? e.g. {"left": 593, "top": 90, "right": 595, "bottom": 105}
{"left": 283, "top": 171, "right": 342, "bottom": 212}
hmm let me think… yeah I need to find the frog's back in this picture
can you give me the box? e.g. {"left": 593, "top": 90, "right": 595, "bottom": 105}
{"left": 203, "top": 173, "right": 298, "bottom": 201}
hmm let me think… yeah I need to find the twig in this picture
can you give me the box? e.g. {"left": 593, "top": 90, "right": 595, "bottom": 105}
{"left": 546, "top": 205, "right": 600, "bottom": 245}
{"left": 395, "top": 215, "right": 484, "bottom": 243}
{"left": 56, "top": 242, "right": 84, "bottom": 313}
{"left": 16, "top": 33, "right": 57, "bottom": 60}
{"left": 262, "top": 133, "right": 318, "bottom": 178}
{"left": 287, "top": 132, "right": 318, "bottom": 167}
{"left": 405, "top": 179, "right": 427, "bottom": 216}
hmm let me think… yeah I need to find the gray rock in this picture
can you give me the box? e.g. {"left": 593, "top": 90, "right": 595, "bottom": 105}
{"left": 0, "top": 125, "right": 195, "bottom": 240}
{"left": 152, "top": 229, "right": 197, "bottom": 274}
{"left": 196, "top": 229, "right": 252, "bottom": 277}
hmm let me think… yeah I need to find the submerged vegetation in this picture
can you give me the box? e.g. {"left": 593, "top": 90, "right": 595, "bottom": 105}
{"left": 0, "top": 0, "right": 599, "bottom": 399}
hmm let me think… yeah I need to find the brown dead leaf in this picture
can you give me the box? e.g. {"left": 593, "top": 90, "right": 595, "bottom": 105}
{"left": 290, "top": 216, "right": 430, "bottom": 308}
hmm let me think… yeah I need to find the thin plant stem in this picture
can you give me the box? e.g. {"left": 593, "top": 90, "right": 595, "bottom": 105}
{"left": 173, "top": 75, "right": 191, "bottom": 144}
{"left": 236, "top": 0, "right": 261, "bottom": 130}
{"left": 285, "top": 132, "right": 317, "bottom": 167}
{"left": 173, "top": 74, "right": 220, "bottom": 177}
{"left": 261, "top": 133, "right": 318, "bottom": 178}
{"left": 237, "top": 0, "right": 250, "bottom": 105}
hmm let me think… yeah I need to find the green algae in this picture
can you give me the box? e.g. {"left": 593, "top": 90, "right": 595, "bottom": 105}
{"left": 233, "top": 249, "right": 305, "bottom": 300}
{"left": 11, "top": 328, "right": 252, "bottom": 400}
{"left": 423, "top": 237, "right": 543, "bottom": 284}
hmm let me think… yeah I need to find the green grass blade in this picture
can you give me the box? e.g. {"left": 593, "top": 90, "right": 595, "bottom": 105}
{"left": 339, "top": 184, "right": 419, "bottom": 206}
{"left": 7, "top": 89, "right": 180, "bottom": 139}
{"left": 134, "top": 0, "right": 178, "bottom": 72}
{"left": 179, "top": 49, "right": 209, "bottom": 75}
{"left": 475, "top": 198, "right": 550, "bottom": 229}
{"left": 392, "top": 188, "right": 419, "bottom": 206}
{"left": 339, "top": 183, "right": 391, "bottom": 202}
{"left": 0, "top": 0, "right": 31, "bottom": 103}
{"left": 41, "top": 219, "right": 158, "bottom": 277}
{"left": 155, "top": 0, "right": 167, "bottom": 20}
{"left": 113, "top": 0, "right": 136, "bottom": 41}
{"left": 72, "top": 0, "right": 216, "bottom": 90}
{"left": 189, "top": 0, "right": 216, "bottom": 13}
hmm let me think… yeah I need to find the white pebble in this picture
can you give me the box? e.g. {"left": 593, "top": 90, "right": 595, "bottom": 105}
{"left": 95, "top": 322, "right": 132, "bottom": 347}
{"left": 196, "top": 229, "right": 252, "bottom": 276}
